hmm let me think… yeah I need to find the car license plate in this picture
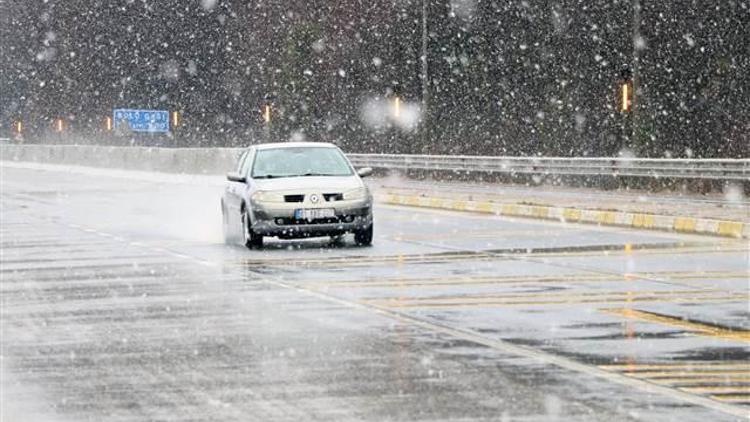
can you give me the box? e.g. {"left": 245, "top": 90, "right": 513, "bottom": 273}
{"left": 295, "top": 208, "right": 335, "bottom": 220}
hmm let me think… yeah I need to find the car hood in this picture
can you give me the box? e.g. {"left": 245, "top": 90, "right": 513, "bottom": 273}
{"left": 253, "top": 175, "right": 363, "bottom": 192}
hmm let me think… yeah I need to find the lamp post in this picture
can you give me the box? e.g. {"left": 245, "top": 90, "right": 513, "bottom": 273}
{"left": 420, "top": 0, "right": 429, "bottom": 149}
{"left": 631, "top": 0, "right": 641, "bottom": 151}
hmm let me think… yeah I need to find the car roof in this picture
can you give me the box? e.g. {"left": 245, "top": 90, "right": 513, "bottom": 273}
{"left": 252, "top": 142, "right": 338, "bottom": 150}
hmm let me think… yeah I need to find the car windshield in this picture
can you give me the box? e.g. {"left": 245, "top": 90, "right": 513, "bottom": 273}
{"left": 251, "top": 147, "right": 353, "bottom": 178}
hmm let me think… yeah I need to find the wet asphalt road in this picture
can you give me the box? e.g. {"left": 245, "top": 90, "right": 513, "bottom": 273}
{"left": 1, "top": 163, "right": 749, "bottom": 421}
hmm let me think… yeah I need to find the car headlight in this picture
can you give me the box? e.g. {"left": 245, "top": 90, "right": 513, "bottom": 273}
{"left": 251, "top": 191, "right": 284, "bottom": 203}
{"left": 343, "top": 187, "right": 368, "bottom": 201}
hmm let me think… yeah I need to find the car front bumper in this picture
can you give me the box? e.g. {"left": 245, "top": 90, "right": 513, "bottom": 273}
{"left": 250, "top": 199, "right": 373, "bottom": 238}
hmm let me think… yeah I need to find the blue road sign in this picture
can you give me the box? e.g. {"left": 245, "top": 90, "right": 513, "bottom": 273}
{"left": 113, "top": 109, "right": 169, "bottom": 133}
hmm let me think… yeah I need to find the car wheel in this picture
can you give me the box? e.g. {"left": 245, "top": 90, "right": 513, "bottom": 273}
{"left": 221, "top": 202, "right": 232, "bottom": 244}
{"left": 354, "top": 223, "right": 373, "bottom": 246}
{"left": 241, "top": 207, "right": 263, "bottom": 249}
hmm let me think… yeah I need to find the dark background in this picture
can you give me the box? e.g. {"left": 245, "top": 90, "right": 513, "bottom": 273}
{"left": 1, "top": 0, "right": 748, "bottom": 157}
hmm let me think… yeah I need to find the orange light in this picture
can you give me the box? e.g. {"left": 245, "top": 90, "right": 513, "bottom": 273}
{"left": 171, "top": 111, "right": 180, "bottom": 128}
{"left": 105, "top": 117, "right": 113, "bottom": 131}
{"left": 263, "top": 105, "right": 271, "bottom": 124}
{"left": 55, "top": 118, "right": 64, "bottom": 132}
{"left": 621, "top": 83, "right": 631, "bottom": 112}
{"left": 393, "top": 97, "right": 401, "bottom": 119}
{"left": 15, "top": 121, "right": 23, "bottom": 134}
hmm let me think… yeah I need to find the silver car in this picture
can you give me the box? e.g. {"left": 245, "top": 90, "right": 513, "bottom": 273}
{"left": 221, "top": 142, "right": 374, "bottom": 248}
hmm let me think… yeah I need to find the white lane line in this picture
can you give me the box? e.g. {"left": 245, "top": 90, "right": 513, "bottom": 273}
{"left": 31, "top": 220, "right": 221, "bottom": 268}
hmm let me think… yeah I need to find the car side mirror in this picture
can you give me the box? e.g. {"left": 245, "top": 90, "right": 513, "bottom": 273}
{"left": 226, "top": 172, "right": 247, "bottom": 183}
{"left": 357, "top": 167, "right": 373, "bottom": 178}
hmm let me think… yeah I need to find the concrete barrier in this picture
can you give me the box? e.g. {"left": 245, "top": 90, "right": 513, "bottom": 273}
{"left": 0, "top": 145, "right": 243, "bottom": 174}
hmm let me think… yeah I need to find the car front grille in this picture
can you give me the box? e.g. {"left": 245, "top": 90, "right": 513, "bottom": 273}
{"left": 274, "top": 215, "right": 358, "bottom": 225}
{"left": 284, "top": 194, "right": 305, "bottom": 203}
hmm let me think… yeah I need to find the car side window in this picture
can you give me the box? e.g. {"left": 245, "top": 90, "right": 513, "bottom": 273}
{"left": 241, "top": 150, "right": 254, "bottom": 178}
{"left": 236, "top": 151, "right": 248, "bottom": 173}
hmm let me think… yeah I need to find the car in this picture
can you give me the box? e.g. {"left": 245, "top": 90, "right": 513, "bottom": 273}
{"left": 221, "top": 142, "right": 374, "bottom": 248}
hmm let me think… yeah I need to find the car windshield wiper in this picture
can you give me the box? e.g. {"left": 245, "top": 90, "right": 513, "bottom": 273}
{"left": 297, "top": 172, "right": 340, "bottom": 177}
{"left": 253, "top": 174, "right": 286, "bottom": 179}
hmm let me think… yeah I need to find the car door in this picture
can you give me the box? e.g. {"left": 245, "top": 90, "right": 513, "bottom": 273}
{"left": 225, "top": 149, "right": 249, "bottom": 231}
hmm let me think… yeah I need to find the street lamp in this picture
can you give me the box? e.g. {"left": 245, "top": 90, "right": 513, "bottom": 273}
{"left": 420, "top": 0, "right": 429, "bottom": 140}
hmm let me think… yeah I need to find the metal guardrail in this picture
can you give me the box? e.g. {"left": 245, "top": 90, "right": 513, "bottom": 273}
{"left": 1, "top": 144, "right": 747, "bottom": 182}
{"left": 348, "top": 154, "right": 750, "bottom": 181}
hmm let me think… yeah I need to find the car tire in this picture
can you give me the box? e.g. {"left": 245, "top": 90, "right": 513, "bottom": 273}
{"left": 241, "top": 207, "right": 263, "bottom": 249}
{"left": 354, "top": 223, "right": 373, "bottom": 246}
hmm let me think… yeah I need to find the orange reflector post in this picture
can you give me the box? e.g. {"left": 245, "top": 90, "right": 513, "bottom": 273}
{"left": 55, "top": 118, "right": 64, "bottom": 132}
{"left": 621, "top": 83, "right": 631, "bottom": 112}
{"left": 105, "top": 116, "right": 113, "bottom": 131}
{"left": 263, "top": 105, "right": 271, "bottom": 124}
{"left": 15, "top": 121, "right": 23, "bottom": 134}
{"left": 171, "top": 111, "right": 180, "bottom": 128}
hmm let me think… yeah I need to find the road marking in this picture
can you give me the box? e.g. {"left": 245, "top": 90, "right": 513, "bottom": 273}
{"left": 674, "top": 217, "right": 697, "bottom": 232}
{"left": 628, "top": 370, "right": 750, "bottom": 378}
{"left": 308, "top": 271, "right": 749, "bottom": 289}
{"left": 600, "top": 362, "right": 750, "bottom": 371}
{"left": 238, "top": 251, "right": 494, "bottom": 268}
{"left": 365, "top": 288, "right": 722, "bottom": 302}
{"left": 257, "top": 274, "right": 750, "bottom": 419}
{"left": 648, "top": 377, "right": 750, "bottom": 384}
{"left": 363, "top": 294, "right": 746, "bottom": 309}
{"left": 718, "top": 221, "right": 745, "bottom": 237}
{"left": 682, "top": 386, "right": 750, "bottom": 394}
{"left": 599, "top": 362, "right": 750, "bottom": 409}
{"left": 711, "top": 394, "right": 750, "bottom": 403}
{"left": 235, "top": 243, "right": 748, "bottom": 269}
{"left": 601, "top": 308, "right": 750, "bottom": 343}
{"left": 529, "top": 243, "right": 749, "bottom": 258}
{"left": 311, "top": 276, "right": 617, "bottom": 289}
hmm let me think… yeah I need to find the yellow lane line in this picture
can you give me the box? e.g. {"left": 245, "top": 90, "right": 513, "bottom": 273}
{"left": 365, "top": 289, "right": 722, "bottom": 303}
{"left": 710, "top": 394, "right": 750, "bottom": 403}
{"left": 649, "top": 377, "right": 750, "bottom": 384}
{"left": 310, "top": 274, "right": 619, "bottom": 288}
{"left": 600, "top": 363, "right": 750, "bottom": 371}
{"left": 530, "top": 245, "right": 749, "bottom": 258}
{"left": 682, "top": 386, "right": 750, "bottom": 394}
{"left": 239, "top": 253, "right": 493, "bottom": 267}
{"left": 365, "top": 294, "right": 746, "bottom": 309}
{"left": 626, "top": 371, "right": 750, "bottom": 378}
{"left": 237, "top": 245, "right": 749, "bottom": 268}
{"left": 311, "top": 272, "right": 750, "bottom": 289}
{"left": 601, "top": 308, "right": 750, "bottom": 343}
